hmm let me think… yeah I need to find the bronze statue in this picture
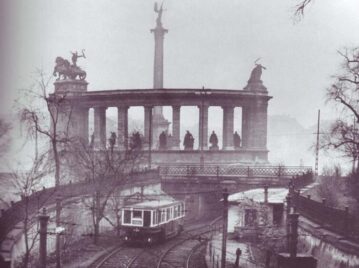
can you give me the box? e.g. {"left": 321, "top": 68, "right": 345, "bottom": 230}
{"left": 183, "top": 130, "right": 194, "bottom": 150}
{"left": 154, "top": 2, "right": 164, "bottom": 26}
{"left": 159, "top": 131, "right": 167, "bottom": 149}
{"left": 71, "top": 49, "right": 86, "bottom": 67}
{"left": 108, "top": 132, "right": 117, "bottom": 151}
{"left": 249, "top": 58, "right": 266, "bottom": 82}
{"left": 130, "top": 131, "right": 142, "bottom": 150}
{"left": 53, "top": 50, "right": 87, "bottom": 81}
{"left": 234, "top": 131, "right": 241, "bottom": 149}
{"left": 209, "top": 131, "right": 219, "bottom": 150}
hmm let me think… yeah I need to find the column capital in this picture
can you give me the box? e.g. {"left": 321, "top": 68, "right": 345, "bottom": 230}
{"left": 197, "top": 104, "right": 209, "bottom": 109}
{"left": 117, "top": 105, "right": 129, "bottom": 110}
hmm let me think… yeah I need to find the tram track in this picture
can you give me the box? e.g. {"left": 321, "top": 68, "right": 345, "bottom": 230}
{"left": 90, "top": 218, "right": 221, "bottom": 268}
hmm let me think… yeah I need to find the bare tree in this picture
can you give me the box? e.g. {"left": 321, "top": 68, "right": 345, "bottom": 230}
{"left": 9, "top": 154, "right": 49, "bottom": 268}
{"left": 294, "top": 0, "right": 314, "bottom": 17}
{"left": 17, "top": 69, "right": 73, "bottom": 187}
{"left": 320, "top": 48, "right": 359, "bottom": 172}
{"left": 71, "top": 140, "right": 144, "bottom": 244}
{"left": 0, "top": 118, "right": 11, "bottom": 158}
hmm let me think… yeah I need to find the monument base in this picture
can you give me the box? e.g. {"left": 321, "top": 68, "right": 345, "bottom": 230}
{"left": 54, "top": 79, "right": 88, "bottom": 93}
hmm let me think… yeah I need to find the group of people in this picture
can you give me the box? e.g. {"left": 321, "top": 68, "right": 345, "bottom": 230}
{"left": 89, "top": 129, "right": 241, "bottom": 150}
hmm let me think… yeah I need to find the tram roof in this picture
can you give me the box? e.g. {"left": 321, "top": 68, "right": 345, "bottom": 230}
{"left": 125, "top": 199, "right": 181, "bottom": 209}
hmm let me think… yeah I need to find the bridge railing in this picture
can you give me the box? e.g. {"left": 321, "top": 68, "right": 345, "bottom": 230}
{"left": 0, "top": 168, "right": 160, "bottom": 243}
{"left": 293, "top": 192, "right": 359, "bottom": 242}
{"left": 159, "top": 165, "right": 312, "bottom": 179}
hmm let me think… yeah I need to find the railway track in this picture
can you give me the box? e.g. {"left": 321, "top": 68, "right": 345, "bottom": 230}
{"left": 90, "top": 218, "right": 222, "bottom": 268}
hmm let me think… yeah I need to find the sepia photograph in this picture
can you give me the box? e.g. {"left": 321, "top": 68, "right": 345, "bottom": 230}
{"left": 0, "top": 1, "right": 359, "bottom": 267}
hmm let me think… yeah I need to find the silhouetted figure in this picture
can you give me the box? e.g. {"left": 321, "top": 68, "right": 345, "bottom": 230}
{"left": 89, "top": 132, "right": 95, "bottom": 149}
{"left": 235, "top": 248, "right": 242, "bottom": 267}
{"left": 209, "top": 131, "right": 219, "bottom": 150}
{"left": 130, "top": 131, "right": 142, "bottom": 150}
{"left": 108, "top": 132, "right": 117, "bottom": 152}
{"left": 159, "top": 131, "right": 167, "bottom": 149}
{"left": 183, "top": 130, "right": 194, "bottom": 150}
{"left": 234, "top": 131, "right": 241, "bottom": 149}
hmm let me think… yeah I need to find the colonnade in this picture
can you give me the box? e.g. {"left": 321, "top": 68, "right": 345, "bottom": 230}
{"left": 71, "top": 102, "right": 267, "bottom": 151}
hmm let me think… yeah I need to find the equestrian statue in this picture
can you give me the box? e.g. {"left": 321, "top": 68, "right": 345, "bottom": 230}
{"left": 53, "top": 49, "right": 87, "bottom": 81}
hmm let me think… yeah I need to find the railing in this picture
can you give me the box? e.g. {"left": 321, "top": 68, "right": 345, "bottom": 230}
{"left": 293, "top": 192, "right": 359, "bottom": 242}
{"left": 159, "top": 165, "right": 312, "bottom": 179}
{"left": 0, "top": 169, "right": 160, "bottom": 243}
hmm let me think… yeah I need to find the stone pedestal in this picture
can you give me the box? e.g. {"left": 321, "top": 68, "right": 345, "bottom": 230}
{"left": 243, "top": 80, "right": 267, "bottom": 93}
{"left": 54, "top": 79, "right": 88, "bottom": 93}
{"left": 152, "top": 113, "right": 170, "bottom": 149}
{"left": 52, "top": 79, "right": 89, "bottom": 143}
{"left": 172, "top": 106, "right": 181, "bottom": 149}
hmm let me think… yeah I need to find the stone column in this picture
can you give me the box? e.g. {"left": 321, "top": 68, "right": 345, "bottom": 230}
{"left": 144, "top": 106, "right": 153, "bottom": 149}
{"left": 94, "top": 107, "right": 107, "bottom": 148}
{"left": 198, "top": 105, "right": 209, "bottom": 150}
{"left": 222, "top": 106, "right": 234, "bottom": 150}
{"left": 117, "top": 106, "right": 128, "bottom": 150}
{"left": 67, "top": 106, "right": 89, "bottom": 143}
{"left": 241, "top": 106, "right": 250, "bottom": 148}
{"left": 172, "top": 106, "right": 181, "bottom": 149}
{"left": 246, "top": 99, "right": 268, "bottom": 149}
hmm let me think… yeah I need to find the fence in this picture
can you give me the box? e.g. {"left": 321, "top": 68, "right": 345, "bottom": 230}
{"left": 0, "top": 169, "right": 159, "bottom": 243}
{"left": 293, "top": 192, "right": 359, "bottom": 242}
{"left": 159, "top": 165, "right": 312, "bottom": 179}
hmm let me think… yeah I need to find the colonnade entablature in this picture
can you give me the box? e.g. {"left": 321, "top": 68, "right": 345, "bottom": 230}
{"left": 50, "top": 80, "right": 272, "bottom": 164}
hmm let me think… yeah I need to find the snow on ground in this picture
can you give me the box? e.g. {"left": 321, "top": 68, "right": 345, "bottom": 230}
{"left": 228, "top": 188, "right": 288, "bottom": 204}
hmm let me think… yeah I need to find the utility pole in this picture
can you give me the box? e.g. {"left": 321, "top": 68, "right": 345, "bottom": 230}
{"left": 314, "top": 110, "right": 320, "bottom": 179}
{"left": 221, "top": 188, "right": 229, "bottom": 268}
{"left": 288, "top": 212, "right": 299, "bottom": 259}
{"left": 38, "top": 208, "right": 49, "bottom": 268}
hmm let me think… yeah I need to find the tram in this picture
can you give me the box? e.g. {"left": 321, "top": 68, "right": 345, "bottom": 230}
{"left": 121, "top": 199, "right": 185, "bottom": 244}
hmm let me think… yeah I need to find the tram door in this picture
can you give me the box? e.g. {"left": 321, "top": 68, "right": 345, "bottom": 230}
{"left": 143, "top": 211, "right": 151, "bottom": 227}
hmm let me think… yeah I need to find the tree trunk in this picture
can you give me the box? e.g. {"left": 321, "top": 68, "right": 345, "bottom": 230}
{"left": 52, "top": 138, "right": 60, "bottom": 187}
{"left": 93, "top": 223, "right": 99, "bottom": 244}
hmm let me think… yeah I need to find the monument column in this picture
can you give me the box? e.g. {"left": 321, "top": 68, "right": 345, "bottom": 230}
{"left": 117, "top": 106, "right": 128, "bottom": 150}
{"left": 172, "top": 106, "right": 181, "bottom": 149}
{"left": 198, "top": 105, "right": 209, "bottom": 150}
{"left": 144, "top": 106, "right": 153, "bottom": 149}
{"left": 94, "top": 107, "right": 107, "bottom": 148}
{"left": 151, "top": 4, "right": 170, "bottom": 148}
{"left": 222, "top": 106, "right": 234, "bottom": 150}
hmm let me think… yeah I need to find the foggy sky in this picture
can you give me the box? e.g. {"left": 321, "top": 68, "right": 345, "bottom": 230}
{"left": 1, "top": 1, "right": 359, "bottom": 133}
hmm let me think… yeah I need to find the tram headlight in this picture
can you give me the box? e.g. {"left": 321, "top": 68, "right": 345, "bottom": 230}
{"left": 125, "top": 236, "right": 128, "bottom": 241}
{"left": 147, "top": 237, "right": 152, "bottom": 243}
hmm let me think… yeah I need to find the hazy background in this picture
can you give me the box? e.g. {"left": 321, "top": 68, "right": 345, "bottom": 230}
{"left": 1, "top": 0, "right": 359, "bottom": 171}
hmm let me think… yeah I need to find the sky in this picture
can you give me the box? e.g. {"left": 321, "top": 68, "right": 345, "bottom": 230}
{"left": 1, "top": 0, "right": 359, "bottom": 125}
{"left": 1, "top": 0, "right": 359, "bottom": 169}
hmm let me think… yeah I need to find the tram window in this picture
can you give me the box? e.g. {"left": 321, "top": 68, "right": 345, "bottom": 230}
{"left": 152, "top": 211, "right": 156, "bottom": 225}
{"left": 133, "top": 210, "right": 142, "bottom": 219}
{"left": 178, "top": 205, "right": 183, "bottom": 216}
{"left": 144, "top": 211, "right": 151, "bottom": 227}
{"left": 161, "top": 209, "right": 166, "bottom": 223}
{"left": 124, "top": 210, "right": 131, "bottom": 224}
{"left": 174, "top": 206, "right": 178, "bottom": 218}
{"left": 166, "top": 208, "right": 171, "bottom": 221}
